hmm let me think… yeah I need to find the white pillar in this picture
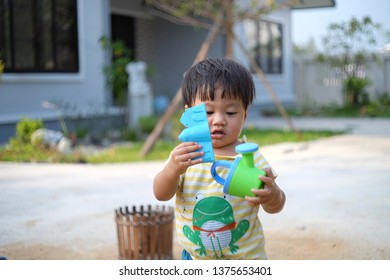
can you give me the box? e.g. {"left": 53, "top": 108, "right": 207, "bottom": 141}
{"left": 126, "top": 61, "right": 153, "bottom": 128}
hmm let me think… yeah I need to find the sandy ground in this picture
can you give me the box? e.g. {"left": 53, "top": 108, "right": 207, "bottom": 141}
{"left": 1, "top": 118, "right": 390, "bottom": 260}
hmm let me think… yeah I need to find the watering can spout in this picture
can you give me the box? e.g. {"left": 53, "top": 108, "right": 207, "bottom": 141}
{"left": 236, "top": 143, "right": 259, "bottom": 168}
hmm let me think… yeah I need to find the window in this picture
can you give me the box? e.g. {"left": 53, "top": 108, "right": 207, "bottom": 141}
{"left": 0, "top": 0, "right": 79, "bottom": 73}
{"left": 245, "top": 19, "right": 283, "bottom": 74}
{"left": 111, "top": 14, "right": 135, "bottom": 60}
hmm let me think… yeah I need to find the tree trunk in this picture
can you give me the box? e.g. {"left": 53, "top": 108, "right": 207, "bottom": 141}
{"left": 223, "top": 0, "right": 234, "bottom": 58}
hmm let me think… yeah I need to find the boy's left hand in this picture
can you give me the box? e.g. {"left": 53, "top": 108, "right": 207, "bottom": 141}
{"left": 245, "top": 168, "right": 281, "bottom": 209}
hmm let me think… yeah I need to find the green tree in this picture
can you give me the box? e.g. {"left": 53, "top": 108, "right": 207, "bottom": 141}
{"left": 317, "top": 16, "right": 383, "bottom": 106}
{"left": 294, "top": 37, "right": 319, "bottom": 57}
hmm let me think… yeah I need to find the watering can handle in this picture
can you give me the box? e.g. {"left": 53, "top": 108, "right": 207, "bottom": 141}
{"left": 211, "top": 161, "right": 232, "bottom": 185}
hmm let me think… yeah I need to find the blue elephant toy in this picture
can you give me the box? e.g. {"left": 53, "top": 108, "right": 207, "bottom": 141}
{"left": 178, "top": 103, "right": 215, "bottom": 163}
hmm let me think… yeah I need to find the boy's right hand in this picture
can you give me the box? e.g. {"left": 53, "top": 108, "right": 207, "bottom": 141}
{"left": 167, "top": 142, "right": 204, "bottom": 175}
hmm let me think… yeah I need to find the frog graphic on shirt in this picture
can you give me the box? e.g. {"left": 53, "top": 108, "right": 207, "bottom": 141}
{"left": 183, "top": 196, "right": 249, "bottom": 259}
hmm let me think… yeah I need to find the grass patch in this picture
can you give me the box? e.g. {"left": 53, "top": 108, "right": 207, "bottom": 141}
{"left": 241, "top": 128, "right": 341, "bottom": 145}
{"left": 0, "top": 144, "right": 80, "bottom": 163}
{"left": 86, "top": 128, "right": 343, "bottom": 163}
{"left": 86, "top": 141, "right": 176, "bottom": 163}
{"left": 282, "top": 102, "right": 390, "bottom": 118}
{"left": 0, "top": 128, "right": 343, "bottom": 164}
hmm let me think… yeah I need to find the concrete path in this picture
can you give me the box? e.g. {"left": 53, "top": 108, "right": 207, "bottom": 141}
{"left": 0, "top": 117, "right": 389, "bottom": 259}
{"left": 246, "top": 115, "right": 390, "bottom": 136}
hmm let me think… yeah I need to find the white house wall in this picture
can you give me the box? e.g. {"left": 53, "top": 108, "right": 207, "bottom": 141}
{"left": 0, "top": 0, "right": 110, "bottom": 124}
{"left": 0, "top": 0, "right": 296, "bottom": 142}
{"left": 149, "top": 12, "right": 294, "bottom": 106}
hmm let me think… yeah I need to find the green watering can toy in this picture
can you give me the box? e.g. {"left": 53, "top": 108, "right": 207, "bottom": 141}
{"left": 211, "top": 143, "right": 266, "bottom": 198}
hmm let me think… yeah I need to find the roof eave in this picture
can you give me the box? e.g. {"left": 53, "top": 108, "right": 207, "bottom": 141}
{"left": 291, "top": 0, "right": 336, "bottom": 10}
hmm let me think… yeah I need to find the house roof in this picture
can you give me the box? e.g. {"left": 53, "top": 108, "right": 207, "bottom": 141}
{"left": 291, "top": 0, "right": 336, "bottom": 10}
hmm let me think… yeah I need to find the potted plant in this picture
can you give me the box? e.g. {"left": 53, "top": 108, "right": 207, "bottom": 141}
{"left": 99, "top": 35, "right": 133, "bottom": 106}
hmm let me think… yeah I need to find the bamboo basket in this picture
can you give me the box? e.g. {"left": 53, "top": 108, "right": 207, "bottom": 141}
{"left": 115, "top": 205, "right": 174, "bottom": 260}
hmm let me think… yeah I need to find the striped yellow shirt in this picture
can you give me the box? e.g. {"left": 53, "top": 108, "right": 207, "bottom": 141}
{"left": 175, "top": 150, "right": 272, "bottom": 260}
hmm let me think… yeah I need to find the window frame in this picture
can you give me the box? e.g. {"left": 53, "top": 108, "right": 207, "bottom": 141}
{"left": 245, "top": 19, "right": 283, "bottom": 75}
{"left": 0, "top": 0, "right": 79, "bottom": 74}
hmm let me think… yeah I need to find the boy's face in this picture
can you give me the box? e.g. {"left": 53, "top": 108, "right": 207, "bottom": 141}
{"left": 192, "top": 87, "right": 247, "bottom": 154}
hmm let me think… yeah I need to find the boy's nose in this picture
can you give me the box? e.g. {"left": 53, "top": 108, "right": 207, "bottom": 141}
{"left": 211, "top": 112, "right": 226, "bottom": 126}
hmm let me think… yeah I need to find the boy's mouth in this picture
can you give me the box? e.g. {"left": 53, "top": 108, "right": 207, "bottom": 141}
{"left": 211, "top": 129, "right": 225, "bottom": 139}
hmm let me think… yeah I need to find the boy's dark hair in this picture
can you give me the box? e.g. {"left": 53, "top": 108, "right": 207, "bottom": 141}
{"left": 181, "top": 57, "right": 255, "bottom": 110}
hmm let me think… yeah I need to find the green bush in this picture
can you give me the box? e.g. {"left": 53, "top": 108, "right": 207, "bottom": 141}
{"left": 122, "top": 128, "right": 138, "bottom": 141}
{"left": 342, "top": 76, "right": 371, "bottom": 106}
{"left": 0, "top": 58, "right": 4, "bottom": 80}
{"left": 363, "top": 91, "right": 390, "bottom": 117}
{"left": 13, "top": 118, "right": 43, "bottom": 145}
{"left": 139, "top": 115, "right": 159, "bottom": 133}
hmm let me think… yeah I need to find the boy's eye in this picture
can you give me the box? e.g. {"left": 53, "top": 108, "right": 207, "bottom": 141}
{"left": 206, "top": 111, "right": 213, "bottom": 115}
{"left": 226, "top": 112, "right": 237, "bottom": 116}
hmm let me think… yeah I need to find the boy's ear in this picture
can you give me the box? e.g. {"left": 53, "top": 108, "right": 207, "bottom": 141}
{"left": 184, "top": 104, "right": 189, "bottom": 109}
